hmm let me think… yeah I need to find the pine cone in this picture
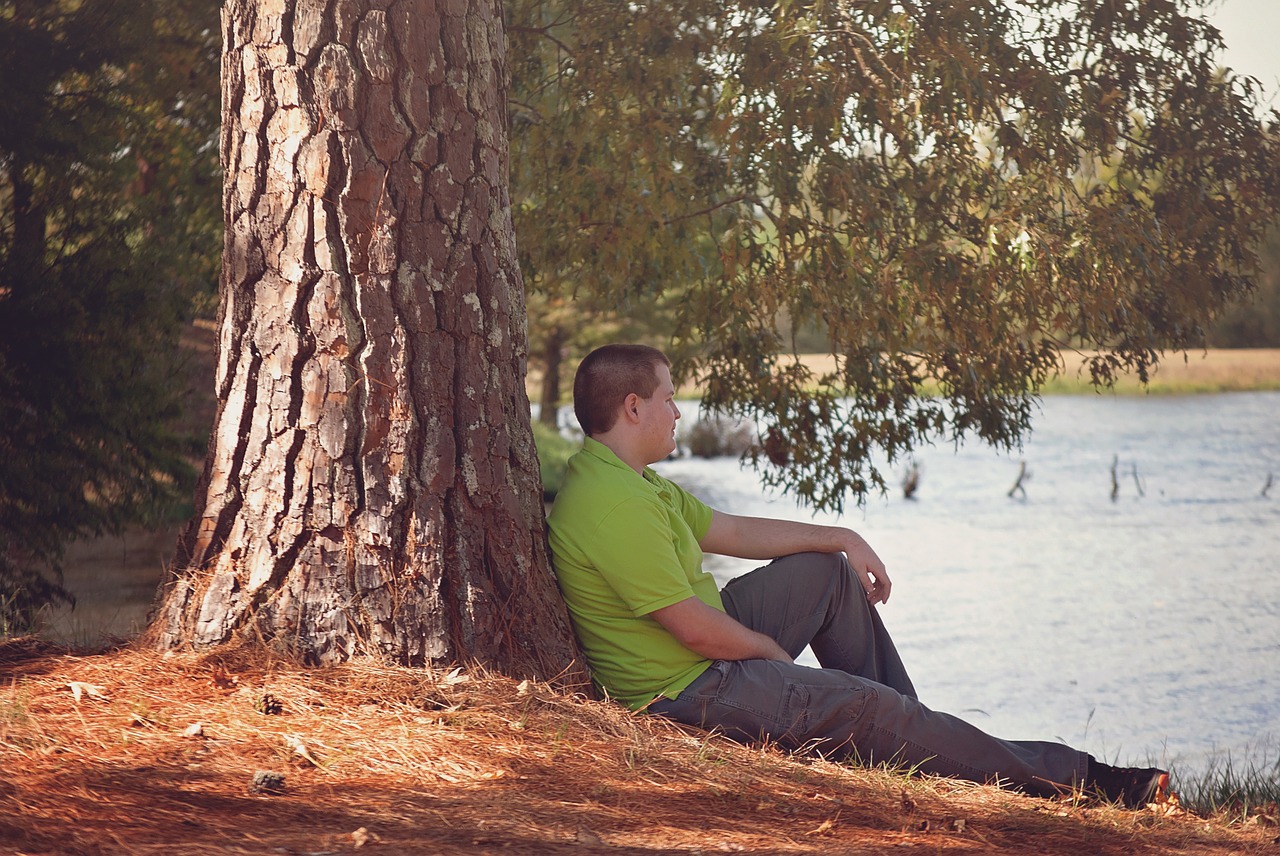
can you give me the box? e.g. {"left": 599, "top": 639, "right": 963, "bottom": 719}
{"left": 254, "top": 693, "right": 284, "bottom": 715}
{"left": 250, "top": 770, "right": 286, "bottom": 795}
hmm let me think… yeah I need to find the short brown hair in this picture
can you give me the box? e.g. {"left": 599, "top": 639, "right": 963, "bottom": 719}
{"left": 573, "top": 344, "right": 671, "bottom": 436}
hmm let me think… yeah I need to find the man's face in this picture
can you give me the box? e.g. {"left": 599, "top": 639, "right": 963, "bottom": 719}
{"left": 635, "top": 363, "right": 680, "bottom": 464}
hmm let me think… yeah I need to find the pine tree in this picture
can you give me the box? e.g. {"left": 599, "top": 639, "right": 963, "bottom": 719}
{"left": 0, "top": 0, "right": 221, "bottom": 631}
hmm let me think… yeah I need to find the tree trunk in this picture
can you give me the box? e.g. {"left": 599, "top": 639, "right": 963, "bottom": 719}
{"left": 153, "top": 0, "right": 584, "bottom": 680}
{"left": 537, "top": 325, "right": 563, "bottom": 427}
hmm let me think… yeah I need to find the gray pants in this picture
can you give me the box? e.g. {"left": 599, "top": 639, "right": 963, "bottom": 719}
{"left": 649, "top": 552, "right": 1087, "bottom": 797}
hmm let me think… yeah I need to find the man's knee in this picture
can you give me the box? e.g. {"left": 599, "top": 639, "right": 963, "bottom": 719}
{"left": 772, "top": 550, "right": 850, "bottom": 588}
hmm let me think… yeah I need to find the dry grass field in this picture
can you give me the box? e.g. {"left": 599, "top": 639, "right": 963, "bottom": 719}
{"left": 533, "top": 348, "right": 1280, "bottom": 403}
{"left": 1043, "top": 348, "right": 1280, "bottom": 393}
{"left": 2, "top": 638, "right": 1277, "bottom": 856}
{"left": 781, "top": 349, "right": 1280, "bottom": 395}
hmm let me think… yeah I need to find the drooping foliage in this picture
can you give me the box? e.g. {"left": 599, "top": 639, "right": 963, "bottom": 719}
{"left": 508, "top": 1, "right": 733, "bottom": 422}
{"left": 508, "top": 0, "right": 1280, "bottom": 509}
{"left": 0, "top": 0, "right": 221, "bottom": 630}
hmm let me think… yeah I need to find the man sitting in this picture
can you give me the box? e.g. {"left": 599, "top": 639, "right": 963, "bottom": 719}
{"left": 547, "top": 343, "right": 1169, "bottom": 808}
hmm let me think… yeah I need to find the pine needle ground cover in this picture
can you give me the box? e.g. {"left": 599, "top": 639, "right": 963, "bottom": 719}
{"left": 1, "top": 639, "right": 1275, "bottom": 855}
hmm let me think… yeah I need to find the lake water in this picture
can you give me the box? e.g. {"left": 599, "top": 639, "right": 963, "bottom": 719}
{"left": 652, "top": 391, "right": 1280, "bottom": 779}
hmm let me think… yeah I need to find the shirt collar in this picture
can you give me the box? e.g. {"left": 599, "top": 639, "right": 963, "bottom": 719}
{"left": 582, "top": 436, "right": 664, "bottom": 490}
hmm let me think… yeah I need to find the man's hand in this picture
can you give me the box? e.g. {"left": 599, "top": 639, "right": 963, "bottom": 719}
{"left": 648, "top": 596, "right": 793, "bottom": 663}
{"left": 844, "top": 530, "right": 891, "bottom": 605}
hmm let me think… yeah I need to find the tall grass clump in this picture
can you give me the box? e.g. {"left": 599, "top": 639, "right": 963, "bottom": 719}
{"left": 0, "top": 581, "right": 62, "bottom": 641}
{"left": 1174, "top": 749, "right": 1280, "bottom": 821}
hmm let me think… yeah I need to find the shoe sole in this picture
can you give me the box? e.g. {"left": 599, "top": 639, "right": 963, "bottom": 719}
{"left": 1129, "top": 771, "right": 1171, "bottom": 808}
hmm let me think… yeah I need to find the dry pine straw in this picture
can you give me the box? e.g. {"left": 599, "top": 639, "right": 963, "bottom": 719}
{"left": 0, "top": 638, "right": 1273, "bottom": 856}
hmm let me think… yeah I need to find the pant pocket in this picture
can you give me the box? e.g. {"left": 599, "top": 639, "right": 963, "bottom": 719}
{"left": 687, "top": 660, "right": 790, "bottom": 744}
{"left": 783, "top": 676, "right": 878, "bottom": 759}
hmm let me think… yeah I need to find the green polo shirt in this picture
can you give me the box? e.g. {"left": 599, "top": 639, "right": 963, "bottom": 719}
{"left": 547, "top": 437, "right": 719, "bottom": 709}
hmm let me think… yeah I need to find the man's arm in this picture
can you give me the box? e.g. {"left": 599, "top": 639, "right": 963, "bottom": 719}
{"left": 648, "top": 596, "right": 792, "bottom": 663}
{"left": 699, "top": 511, "right": 892, "bottom": 604}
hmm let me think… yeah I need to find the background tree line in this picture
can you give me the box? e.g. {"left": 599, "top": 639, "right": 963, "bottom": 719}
{"left": 0, "top": 0, "right": 221, "bottom": 629}
{"left": 2, "top": 0, "right": 1279, "bottom": 639}
{"left": 1211, "top": 224, "right": 1280, "bottom": 346}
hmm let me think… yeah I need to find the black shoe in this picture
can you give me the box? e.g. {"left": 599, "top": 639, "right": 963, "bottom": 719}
{"left": 1085, "top": 757, "right": 1170, "bottom": 808}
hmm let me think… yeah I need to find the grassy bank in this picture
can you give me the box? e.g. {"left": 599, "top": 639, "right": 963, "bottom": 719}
{"left": 533, "top": 420, "right": 579, "bottom": 500}
{"left": 1, "top": 639, "right": 1276, "bottom": 855}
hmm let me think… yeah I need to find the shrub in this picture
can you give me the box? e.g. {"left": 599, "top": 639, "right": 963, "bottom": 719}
{"left": 683, "top": 416, "right": 754, "bottom": 459}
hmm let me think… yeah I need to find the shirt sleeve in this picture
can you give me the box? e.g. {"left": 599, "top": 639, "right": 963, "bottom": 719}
{"left": 667, "top": 478, "right": 714, "bottom": 542}
{"left": 587, "top": 495, "right": 698, "bottom": 617}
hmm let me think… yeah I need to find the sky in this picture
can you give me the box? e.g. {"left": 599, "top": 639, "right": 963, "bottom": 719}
{"left": 1206, "top": 0, "right": 1280, "bottom": 106}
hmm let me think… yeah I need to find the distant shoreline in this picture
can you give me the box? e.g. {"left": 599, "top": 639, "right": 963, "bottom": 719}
{"left": 700, "top": 348, "right": 1280, "bottom": 397}
{"left": 533, "top": 348, "right": 1280, "bottom": 403}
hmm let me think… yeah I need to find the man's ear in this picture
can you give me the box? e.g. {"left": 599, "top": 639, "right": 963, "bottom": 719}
{"left": 620, "top": 392, "right": 642, "bottom": 424}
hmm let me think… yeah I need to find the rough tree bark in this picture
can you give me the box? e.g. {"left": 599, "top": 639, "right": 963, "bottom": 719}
{"left": 153, "top": 0, "right": 584, "bottom": 679}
